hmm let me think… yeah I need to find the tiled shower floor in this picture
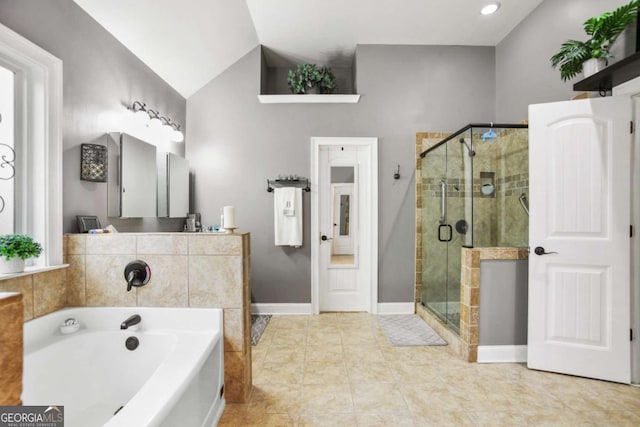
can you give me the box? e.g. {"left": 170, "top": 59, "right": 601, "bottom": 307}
{"left": 219, "top": 313, "right": 640, "bottom": 426}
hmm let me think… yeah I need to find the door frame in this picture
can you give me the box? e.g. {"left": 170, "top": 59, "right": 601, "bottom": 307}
{"left": 614, "top": 77, "right": 640, "bottom": 385}
{"left": 310, "top": 137, "right": 378, "bottom": 314}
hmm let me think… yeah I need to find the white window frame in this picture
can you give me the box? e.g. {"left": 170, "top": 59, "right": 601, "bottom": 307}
{"left": 0, "top": 22, "right": 63, "bottom": 268}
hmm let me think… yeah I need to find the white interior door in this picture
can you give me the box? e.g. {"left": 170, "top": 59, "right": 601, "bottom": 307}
{"left": 312, "top": 138, "right": 378, "bottom": 313}
{"left": 528, "top": 96, "right": 631, "bottom": 383}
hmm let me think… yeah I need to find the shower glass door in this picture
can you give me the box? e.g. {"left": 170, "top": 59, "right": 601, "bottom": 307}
{"left": 421, "top": 130, "right": 472, "bottom": 333}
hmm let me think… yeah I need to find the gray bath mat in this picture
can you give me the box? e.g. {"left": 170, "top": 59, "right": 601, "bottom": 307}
{"left": 378, "top": 315, "right": 447, "bottom": 346}
{"left": 251, "top": 314, "right": 272, "bottom": 346}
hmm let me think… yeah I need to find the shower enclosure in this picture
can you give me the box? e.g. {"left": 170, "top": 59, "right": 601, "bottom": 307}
{"left": 419, "top": 124, "right": 528, "bottom": 334}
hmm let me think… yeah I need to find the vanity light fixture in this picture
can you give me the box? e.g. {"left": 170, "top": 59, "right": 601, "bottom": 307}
{"left": 170, "top": 123, "right": 185, "bottom": 143}
{"left": 147, "top": 109, "right": 163, "bottom": 130}
{"left": 481, "top": 2, "right": 500, "bottom": 15}
{"left": 129, "top": 100, "right": 185, "bottom": 142}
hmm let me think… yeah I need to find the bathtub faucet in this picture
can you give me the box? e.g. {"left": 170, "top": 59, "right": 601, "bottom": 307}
{"left": 120, "top": 314, "right": 141, "bottom": 330}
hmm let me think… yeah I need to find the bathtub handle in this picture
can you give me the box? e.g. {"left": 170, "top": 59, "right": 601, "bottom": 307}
{"left": 124, "top": 260, "right": 151, "bottom": 291}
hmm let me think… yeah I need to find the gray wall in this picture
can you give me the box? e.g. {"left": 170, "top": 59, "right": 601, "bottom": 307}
{"left": 187, "top": 44, "right": 496, "bottom": 304}
{"left": 479, "top": 260, "right": 528, "bottom": 346}
{"left": 0, "top": 0, "right": 186, "bottom": 233}
{"left": 496, "top": 0, "right": 631, "bottom": 122}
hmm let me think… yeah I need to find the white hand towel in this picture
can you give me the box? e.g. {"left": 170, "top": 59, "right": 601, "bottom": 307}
{"left": 274, "top": 187, "right": 303, "bottom": 247}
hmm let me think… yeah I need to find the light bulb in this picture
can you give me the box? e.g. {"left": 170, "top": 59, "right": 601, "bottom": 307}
{"left": 134, "top": 109, "right": 149, "bottom": 124}
{"left": 172, "top": 129, "right": 184, "bottom": 143}
{"left": 163, "top": 123, "right": 174, "bottom": 138}
{"left": 481, "top": 3, "right": 500, "bottom": 15}
{"left": 148, "top": 116, "right": 162, "bottom": 129}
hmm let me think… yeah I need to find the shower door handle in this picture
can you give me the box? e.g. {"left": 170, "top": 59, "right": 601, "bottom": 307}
{"left": 439, "top": 180, "right": 446, "bottom": 224}
{"left": 438, "top": 224, "right": 452, "bottom": 242}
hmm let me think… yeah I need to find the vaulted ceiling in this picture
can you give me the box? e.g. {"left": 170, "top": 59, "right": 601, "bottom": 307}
{"left": 74, "top": 0, "right": 545, "bottom": 98}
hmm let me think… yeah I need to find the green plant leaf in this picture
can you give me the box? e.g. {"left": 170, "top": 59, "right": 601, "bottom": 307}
{"left": 550, "top": 0, "right": 638, "bottom": 81}
{"left": 0, "top": 234, "right": 42, "bottom": 260}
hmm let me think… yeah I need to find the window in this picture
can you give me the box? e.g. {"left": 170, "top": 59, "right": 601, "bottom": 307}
{"left": 0, "top": 22, "right": 63, "bottom": 268}
{"left": 0, "top": 65, "right": 14, "bottom": 235}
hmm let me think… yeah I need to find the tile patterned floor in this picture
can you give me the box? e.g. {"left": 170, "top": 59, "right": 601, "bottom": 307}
{"left": 219, "top": 313, "right": 640, "bottom": 426}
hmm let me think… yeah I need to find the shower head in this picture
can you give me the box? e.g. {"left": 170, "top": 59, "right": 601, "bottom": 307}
{"left": 481, "top": 130, "right": 497, "bottom": 142}
{"left": 459, "top": 138, "right": 475, "bottom": 157}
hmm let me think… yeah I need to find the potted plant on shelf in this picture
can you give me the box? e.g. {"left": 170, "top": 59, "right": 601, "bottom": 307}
{"left": 0, "top": 234, "right": 43, "bottom": 274}
{"left": 550, "top": 0, "right": 638, "bottom": 81}
{"left": 318, "top": 65, "right": 336, "bottom": 94}
{"left": 287, "top": 63, "right": 337, "bottom": 94}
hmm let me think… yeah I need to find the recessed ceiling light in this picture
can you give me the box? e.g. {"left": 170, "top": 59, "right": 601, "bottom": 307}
{"left": 481, "top": 3, "right": 500, "bottom": 15}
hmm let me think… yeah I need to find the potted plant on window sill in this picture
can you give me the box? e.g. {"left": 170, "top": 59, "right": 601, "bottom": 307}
{"left": 0, "top": 234, "right": 43, "bottom": 274}
{"left": 550, "top": 0, "right": 638, "bottom": 81}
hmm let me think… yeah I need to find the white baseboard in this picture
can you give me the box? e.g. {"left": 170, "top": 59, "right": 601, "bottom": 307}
{"left": 251, "top": 303, "right": 312, "bottom": 315}
{"left": 477, "top": 345, "right": 527, "bottom": 363}
{"left": 377, "top": 303, "right": 415, "bottom": 315}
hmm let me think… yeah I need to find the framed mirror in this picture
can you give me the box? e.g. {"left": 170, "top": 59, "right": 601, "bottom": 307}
{"left": 330, "top": 166, "right": 357, "bottom": 267}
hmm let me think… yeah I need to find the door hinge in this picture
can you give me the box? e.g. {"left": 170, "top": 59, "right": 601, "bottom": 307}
{"left": 631, "top": 225, "right": 634, "bottom": 238}
{"left": 631, "top": 121, "right": 635, "bottom": 134}
{"left": 631, "top": 329, "right": 634, "bottom": 341}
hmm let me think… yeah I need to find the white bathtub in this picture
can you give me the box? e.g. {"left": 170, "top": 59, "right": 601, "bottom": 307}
{"left": 22, "top": 307, "right": 225, "bottom": 427}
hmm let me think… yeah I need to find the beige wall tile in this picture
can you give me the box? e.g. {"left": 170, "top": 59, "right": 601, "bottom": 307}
{"left": 0, "top": 276, "right": 34, "bottom": 321}
{"left": 224, "top": 308, "right": 244, "bottom": 353}
{"left": 137, "top": 235, "right": 188, "bottom": 255}
{"left": 188, "top": 256, "right": 242, "bottom": 308}
{"left": 0, "top": 297, "right": 22, "bottom": 405}
{"left": 136, "top": 255, "right": 188, "bottom": 307}
{"left": 0, "top": 295, "right": 23, "bottom": 343}
{"left": 65, "top": 234, "right": 86, "bottom": 255}
{"left": 225, "top": 351, "right": 248, "bottom": 403}
{"left": 469, "top": 288, "right": 479, "bottom": 306}
{"left": 66, "top": 255, "right": 86, "bottom": 306}
{"left": 86, "top": 255, "right": 137, "bottom": 306}
{"left": 33, "top": 269, "right": 67, "bottom": 318}
{"left": 188, "top": 235, "right": 242, "bottom": 256}
{"left": 86, "top": 234, "right": 136, "bottom": 255}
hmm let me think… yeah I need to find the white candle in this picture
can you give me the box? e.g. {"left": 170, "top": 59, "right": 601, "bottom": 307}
{"left": 223, "top": 206, "right": 236, "bottom": 228}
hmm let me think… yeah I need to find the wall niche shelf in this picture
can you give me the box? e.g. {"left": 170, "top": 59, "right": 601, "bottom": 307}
{"left": 573, "top": 51, "right": 640, "bottom": 92}
{"left": 257, "top": 94, "right": 361, "bottom": 104}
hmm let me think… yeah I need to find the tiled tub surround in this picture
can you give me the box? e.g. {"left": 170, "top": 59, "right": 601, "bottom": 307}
{"left": 0, "top": 233, "right": 252, "bottom": 404}
{"left": 64, "top": 232, "right": 252, "bottom": 403}
{"left": 0, "top": 292, "right": 23, "bottom": 405}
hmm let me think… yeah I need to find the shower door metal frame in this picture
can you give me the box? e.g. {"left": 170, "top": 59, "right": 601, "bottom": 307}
{"left": 420, "top": 123, "right": 528, "bottom": 159}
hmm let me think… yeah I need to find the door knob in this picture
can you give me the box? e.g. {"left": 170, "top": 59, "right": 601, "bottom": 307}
{"left": 321, "top": 235, "right": 333, "bottom": 241}
{"left": 534, "top": 246, "right": 558, "bottom": 256}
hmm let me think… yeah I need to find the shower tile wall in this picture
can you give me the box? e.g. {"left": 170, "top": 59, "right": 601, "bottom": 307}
{"left": 415, "top": 133, "right": 450, "bottom": 305}
{"left": 496, "top": 128, "right": 529, "bottom": 247}
{"left": 415, "top": 127, "right": 529, "bottom": 344}
{"left": 415, "top": 132, "right": 449, "bottom": 304}
{"left": 471, "top": 128, "right": 529, "bottom": 247}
